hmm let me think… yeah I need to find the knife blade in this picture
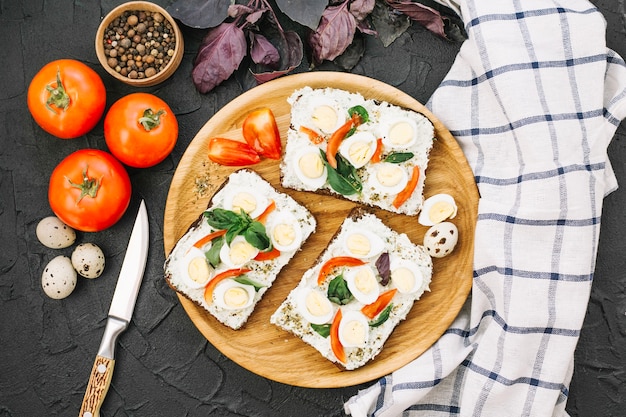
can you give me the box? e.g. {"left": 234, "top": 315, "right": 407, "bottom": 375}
{"left": 78, "top": 200, "right": 149, "bottom": 417}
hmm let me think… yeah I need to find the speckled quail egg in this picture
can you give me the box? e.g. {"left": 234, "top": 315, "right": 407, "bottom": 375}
{"left": 180, "top": 246, "right": 214, "bottom": 289}
{"left": 296, "top": 287, "right": 335, "bottom": 324}
{"left": 389, "top": 258, "right": 424, "bottom": 294}
{"left": 338, "top": 131, "right": 377, "bottom": 168}
{"left": 418, "top": 194, "right": 458, "bottom": 226}
{"left": 293, "top": 146, "right": 328, "bottom": 190}
{"left": 342, "top": 229, "right": 385, "bottom": 259}
{"left": 71, "top": 242, "right": 105, "bottom": 279}
{"left": 423, "top": 222, "right": 459, "bottom": 258}
{"left": 36, "top": 216, "right": 76, "bottom": 249}
{"left": 213, "top": 279, "right": 256, "bottom": 310}
{"left": 267, "top": 211, "right": 303, "bottom": 253}
{"left": 222, "top": 188, "right": 269, "bottom": 219}
{"left": 41, "top": 255, "right": 77, "bottom": 299}
{"left": 219, "top": 235, "right": 259, "bottom": 268}
{"left": 338, "top": 310, "right": 370, "bottom": 348}
{"left": 369, "top": 162, "right": 409, "bottom": 195}
{"left": 344, "top": 265, "right": 380, "bottom": 305}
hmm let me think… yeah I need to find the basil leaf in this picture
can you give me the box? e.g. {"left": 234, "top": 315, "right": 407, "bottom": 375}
{"left": 327, "top": 274, "right": 353, "bottom": 305}
{"left": 205, "top": 236, "right": 224, "bottom": 268}
{"left": 376, "top": 252, "right": 391, "bottom": 286}
{"left": 384, "top": 152, "right": 414, "bottom": 164}
{"left": 321, "top": 150, "right": 362, "bottom": 196}
{"left": 369, "top": 304, "right": 393, "bottom": 327}
{"left": 225, "top": 223, "right": 245, "bottom": 245}
{"left": 234, "top": 275, "right": 265, "bottom": 291}
{"left": 348, "top": 105, "right": 369, "bottom": 123}
{"left": 310, "top": 323, "right": 331, "bottom": 338}
{"left": 204, "top": 208, "right": 241, "bottom": 230}
{"left": 244, "top": 221, "right": 272, "bottom": 251}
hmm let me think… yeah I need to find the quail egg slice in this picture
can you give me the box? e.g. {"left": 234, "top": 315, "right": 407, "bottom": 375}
{"left": 308, "top": 97, "right": 346, "bottom": 134}
{"left": 383, "top": 117, "right": 418, "bottom": 149}
{"left": 418, "top": 193, "right": 458, "bottom": 226}
{"left": 293, "top": 146, "right": 328, "bottom": 190}
{"left": 213, "top": 279, "right": 256, "bottom": 310}
{"left": 342, "top": 229, "right": 385, "bottom": 259}
{"left": 181, "top": 247, "right": 214, "bottom": 289}
{"left": 344, "top": 265, "right": 380, "bottom": 305}
{"left": 338, "top": 310, "right": 370, "bottom": 348}
{"left": 389, "top": 258, "right": 424, "bottom": 294}
{"left": 338, "top": 131, "right": 377, "bottom": 168}
{"left": 296, "top": 287, "right": 335, "bottom": 324}
{"left": 222, "top": 188, "right": 269, "bottom": 219}
{"left": 219, "top": 235, "right": 259, "bottom": 268}
{"left": 267, "top": 211, "right": 303, "bottom": 253}
{"left": 369, "top": 162, "right": 409, "bottom": 195}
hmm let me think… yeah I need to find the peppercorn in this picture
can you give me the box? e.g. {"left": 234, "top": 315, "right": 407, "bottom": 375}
{"left": 102, "top": 9, "right": 176, "bottom": 81}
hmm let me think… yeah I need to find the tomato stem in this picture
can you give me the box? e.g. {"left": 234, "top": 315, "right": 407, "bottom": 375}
{"left": 66, "top": 166, "right": 101, "bottom": 203}
{"left": 138, "top": 108, "right": 165, "bottom": 131}
{"left": 45, "top": 68, "right": 70, "bottom": 113}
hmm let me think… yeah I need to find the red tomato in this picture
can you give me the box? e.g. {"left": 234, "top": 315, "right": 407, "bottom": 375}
{"left": 48, "top": 149, "right": 132, "bottom": 232}
{"left": 104, "top": 93, "right": 178, "bottom": 168}
{"left": 27, "top": 59, "right": 106, "bottom": 139}
{"left": 207, "top": 137, "right": 261, "bottom": 166}
{"left": 242, "top": 108, "right": 282, "bottom": 159}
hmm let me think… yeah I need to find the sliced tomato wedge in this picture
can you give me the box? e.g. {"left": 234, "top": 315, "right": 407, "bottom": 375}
{"left": 392, "top": 165, "right": 420, "bottom": 209}
{"left": 317, "top": 256, "right": 366, "bottom": 285}
{"left": 330, "top": 309, "right": 346, "bottom": 364}
{"left": 242, "top": 108, "right": 282, "bottom": 159}
{"left": 192, "top": 229, "right": 227, "bottom": 250}
{"left": 326, "top": 112, "right": 362, "bottom": 169}
{"left": 361, "top": 289, "right": 397, "bottom": 319}
{"left": 203, "top": 268, "right": 251, "bottom": 304}
{"left": 207, "top": 137, "right": 261, "bottom": 166}
{"left": 254, "top": 247, "right": 281, "bottom": 261}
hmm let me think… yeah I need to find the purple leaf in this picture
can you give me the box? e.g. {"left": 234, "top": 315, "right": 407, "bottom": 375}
{"left": 349, "top": 0, "right": 376, "bottom": 22}
{"left": 192, "top": 22, "right": 247, "bottom": 93}
{"left": 385, "top": 0, "right": 446, "bottom": 38}
{"left": 309, "top": 3, "right": 358, "bottom": 64}
{"left": 249, "top": 32, "right": 280, "bottom": 68}
{"left": 251, "top": 31, "right": 303, "bottom": 84}
{"left": 167, "top": 0, "right": 231, "bottom": 29}
{"left": 228, "top": 4, "right": 256, "bottom": 19}
{"left": 246, "top": 9, "right": 267, "bottom": 25}
{"left": 275, "top": 0, "right": 328, "bottom": 29}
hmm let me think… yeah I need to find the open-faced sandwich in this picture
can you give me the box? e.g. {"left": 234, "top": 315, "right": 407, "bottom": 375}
{"left": 164, "top": 169, "right": 316, "bottom": 330}
{"left": 280, "top": 87, "right": 435, "bottom": 215}
{"left": 270, "top": 207, "right": 432, "bottom": 370}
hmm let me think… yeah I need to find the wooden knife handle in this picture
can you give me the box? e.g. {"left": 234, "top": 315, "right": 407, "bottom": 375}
{"left": 78, "top": 355, "right": 115, "bottom": 417}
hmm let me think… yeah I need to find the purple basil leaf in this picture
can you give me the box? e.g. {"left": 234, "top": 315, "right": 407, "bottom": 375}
{"left": 192, "top": 22, "right": 247, "bottom": 93}
{"left": 275, "top": 0, "right": 328, "bottom": 30}
{"left": 309, "top": 3, "right": 357, "bottom": 65}
{"left": 333, "top": 33, "right": 365, "bottom": 70}
{"left": 349, "top": 0, "right": 376, "bottom": 22}
{"left": 246, "top": 9, "right": 267, "bottom": 25}
{"left": 375, "top": 252, "right": 391, "bottom": 286}
{"left": 251, "top": 31, "right": 303, "bottom": 84}
{"left": 167, "top": 0, "right": 231, "bottom": 29}
{"left": 228, "top": 4, "right": 256, "bottom": 19}
{"left": 385, "top": 0, "right": 446, "bottom": 38}
{"left": 371, "top": 0, "right": 411, "bottom": 47}
{"left": 249, "top": 32, "right": 280, "bottom": 68}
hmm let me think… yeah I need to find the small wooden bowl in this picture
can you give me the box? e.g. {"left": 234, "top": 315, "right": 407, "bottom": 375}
{"left": 95, "top": 1, "right": 184, "bottom": 87}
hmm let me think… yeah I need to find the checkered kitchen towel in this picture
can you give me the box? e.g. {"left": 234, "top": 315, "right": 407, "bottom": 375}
{"left": 345, "top": 0, "right": 626, "bottom": 416}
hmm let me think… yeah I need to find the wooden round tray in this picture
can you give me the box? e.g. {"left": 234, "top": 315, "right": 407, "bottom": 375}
{"left": 163, "top": 72, "right": 478, "bottom": 388}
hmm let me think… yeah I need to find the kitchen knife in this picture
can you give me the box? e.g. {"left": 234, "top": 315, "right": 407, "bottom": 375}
{"left": 78, "top": 200, "right": 149, "bottom": 417}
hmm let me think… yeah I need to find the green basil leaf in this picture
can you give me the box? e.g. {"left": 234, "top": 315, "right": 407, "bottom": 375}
{"left": 234, "top": 275, "right": 264, "bottom": 291}
{"left": 384, "top": 152, "right": 414, "bottom": 164}
{"left": 321, "top": 150, "right": 362, "bottom": 196}
{"left": 310, "top": 323, "right": 331, "bottom": 338}
{"left": 369, "top": 304, "right": 393, "bottom": 327}
{"left": 336, "top": 154, "right": 362, "bottom": 193}
{"left": 204, "top": 208, "right": 241, "bottom": 230}
{"left": 327, "top": 274, "right": 353, "bottom": 305}
{"left": 225, "top": 223, "right": 244, "bottom": 245}
{"left": 205, "top": 236, "right": 224, "bottom": 268}
{"left": 244, "top": 221, "right": 271, "bottom": 251}
{"left": 348, "top": 105, "right": 369, "bottom": 123}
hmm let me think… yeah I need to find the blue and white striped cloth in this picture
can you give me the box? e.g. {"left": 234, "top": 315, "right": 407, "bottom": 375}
{"left": 345, "top": 0, "right": 626, "bottom": 415}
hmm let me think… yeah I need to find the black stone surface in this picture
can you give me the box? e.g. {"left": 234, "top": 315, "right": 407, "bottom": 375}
{"left": 0, "top": 1, "right": 624, "bottom": 416}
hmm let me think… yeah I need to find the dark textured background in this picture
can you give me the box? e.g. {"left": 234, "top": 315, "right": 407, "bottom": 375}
{"left": 1, "top": 1, "right": 624, "bottom": 416}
